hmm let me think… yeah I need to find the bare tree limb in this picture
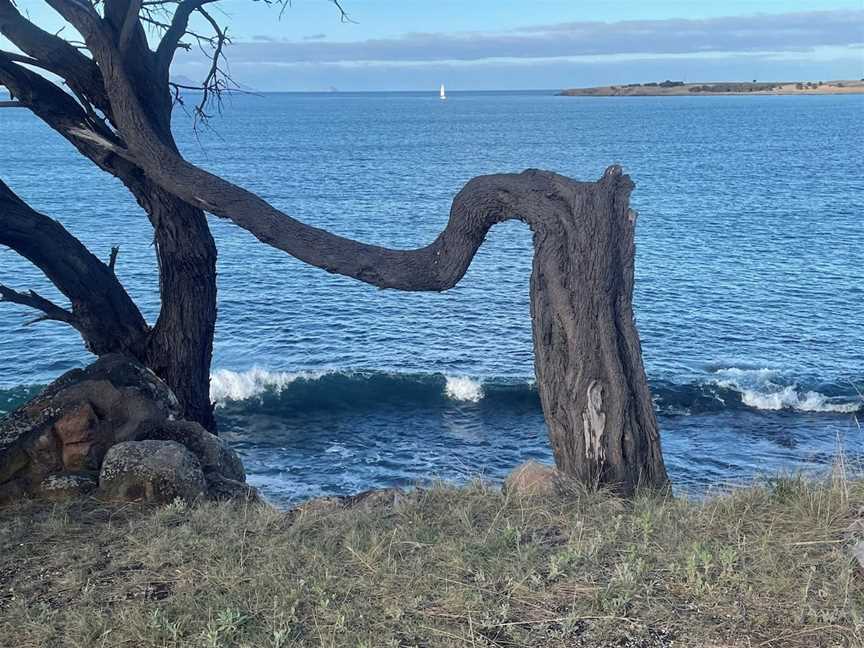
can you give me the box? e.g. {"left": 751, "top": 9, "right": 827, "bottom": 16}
{"left": 0, "top": 54, "right": 124, "bottom": 167}
{"left": 0, "top": 178, "right": 149, "bottom": 355}
{"left": 108, "top": 246, "right": 120, "bottom": 273}
{"left": 0, "top": 0, "right": 111, "bottom": 118}
{"left": 155, "top": 0, "right": 213, "bottom": 71}
{"left": 0, "top": 284, "right": 78, "bottom": 327}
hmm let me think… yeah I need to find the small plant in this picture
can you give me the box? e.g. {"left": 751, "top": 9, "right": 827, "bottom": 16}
{"left": 202, "top": 608, "right": 249, "bottom": 648}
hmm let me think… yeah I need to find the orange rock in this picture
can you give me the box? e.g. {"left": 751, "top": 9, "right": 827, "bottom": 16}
{"left": 54, "top": 402, "right": 97, "bottom": 445}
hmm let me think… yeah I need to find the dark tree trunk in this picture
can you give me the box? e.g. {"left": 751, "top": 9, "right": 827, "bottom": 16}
{"left": 141, "top": 185, "right": 217, "bottom": 432}
{"left": 529, "top": 167, "right": 668, "bottom": 494}
{"left": 0, "top": 179, "right": 217, "bottom": 431}
{"left": 0, "top": 18, "right": 219, "bottom": 432}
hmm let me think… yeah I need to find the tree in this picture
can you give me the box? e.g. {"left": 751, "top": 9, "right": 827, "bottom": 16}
{"left": 0, "top": 0, "right": 668, "bottom": 494}
{"left": 0, "top": 0, "right": 217, "bottom": 430}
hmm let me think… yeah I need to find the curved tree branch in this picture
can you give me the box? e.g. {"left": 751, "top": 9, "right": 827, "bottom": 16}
{"left": 155, "top": 0, "right": 215, "bottom": 72}
{"left": 0, "top": 0, "right": 111, "bottom": 118}
{"left": 0, "top": 179, "right": 149, "bottom": 356}
{"left": 0, "top": 54, "right": 126, "bottom": 175}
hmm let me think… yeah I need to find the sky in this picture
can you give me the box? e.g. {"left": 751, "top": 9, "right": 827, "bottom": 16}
{"left": 4, "top": 1, "right": 864, "bottom": 90}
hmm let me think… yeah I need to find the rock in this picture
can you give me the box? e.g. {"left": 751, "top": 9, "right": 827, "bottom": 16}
{"left": 503, "top": 460, "right": 559, "bottom": 497}
{"left": 54, "top": 402, "right": 98, "bottom": 471}
{"left": 205, "top": 472, "right": 259, "bottom": 503}
{"left": 0, "top": 354, "right": 253, "bottom": 504}
{"left": 291, "top": 488, "right": 408, "bottom": 517}
{"left": 36, "top": 471, "right": 98, "bottom": 500}
{"left": 99, "top": 440, "right": 206, "bottom": 504}
{"left": 134, "top": 419, "right": 245, "bottom": 482}
{"left": 0, "top": 354, "right": 181, "bottom": 500}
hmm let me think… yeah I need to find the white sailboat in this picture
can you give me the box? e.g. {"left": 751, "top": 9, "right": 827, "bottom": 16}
{"left": 439, "top": 83, "right": 447, "bottom": 100}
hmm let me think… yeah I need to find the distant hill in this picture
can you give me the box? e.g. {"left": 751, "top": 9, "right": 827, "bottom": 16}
{"left": 558, "top": 80, "right": 864, "bottom": 97}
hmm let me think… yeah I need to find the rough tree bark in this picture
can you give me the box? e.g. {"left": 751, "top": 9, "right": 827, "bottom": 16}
{"left": 528, "top": 168, "right": 667, "bottom": 491}
{"left": 140, "top": 186, "right": 217, "bottom": 432}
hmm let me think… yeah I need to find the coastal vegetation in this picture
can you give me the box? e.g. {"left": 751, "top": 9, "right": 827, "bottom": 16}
{"left": 1, "top": 472, "right": 860, "bottom": 647}
{"left": 558, "top": 80, "right": 864, "bottom": 96}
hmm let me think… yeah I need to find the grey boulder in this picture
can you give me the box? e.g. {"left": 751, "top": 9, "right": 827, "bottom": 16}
{"left": 99, "top": 440, "right": 206, "bottom": 504}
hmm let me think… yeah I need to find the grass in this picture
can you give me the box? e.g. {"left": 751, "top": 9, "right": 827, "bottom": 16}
{"left": 0, "top": 471, "right": 861, "bottom": 648}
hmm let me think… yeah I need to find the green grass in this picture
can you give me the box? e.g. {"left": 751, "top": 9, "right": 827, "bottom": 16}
{"left": 1, "top": 472, "right": 861, "bottom": 647}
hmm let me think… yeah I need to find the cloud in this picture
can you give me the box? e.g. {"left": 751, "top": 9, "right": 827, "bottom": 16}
{"left": 170, "top": 50, "right": 864, "bottom": 92}
{"left": 216, "top": 10, "right": 864, "bottom": 65}
{"left": 303, "top": 34, "right": 327, "bottom": 41}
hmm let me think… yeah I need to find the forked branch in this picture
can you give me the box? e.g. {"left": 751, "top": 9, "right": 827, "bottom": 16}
{"left": 0, "top": 285, "right": 77, "bottom": 326}
{"left": 0, "top": 179, "right": 149, "bottom": 356}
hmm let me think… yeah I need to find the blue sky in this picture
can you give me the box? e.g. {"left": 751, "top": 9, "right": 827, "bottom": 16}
{"left": 6, "top": 1, "right": 864, "bottom": 90}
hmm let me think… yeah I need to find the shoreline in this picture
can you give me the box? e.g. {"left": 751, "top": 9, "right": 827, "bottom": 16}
{"left": 559, "top": 80, "right": 864, "bottom": 97}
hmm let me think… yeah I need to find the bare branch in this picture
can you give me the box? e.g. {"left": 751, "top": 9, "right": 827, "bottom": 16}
{"left": 108, "top": 246, "right": 119, "bottom": 273}
{"left": 0, "top": 178, "right": 149, "bottom": 355}
{"left": 0, "top": 0, "right": 111, "bottom": 118}
{"left": 118, "top": 0, "right": 144, "bottom": 52}
{"left": 0, "top": 50, "right": 42, "bottom": 68}
{"left": 155, "top": 0, "right": 214, "bottom": 71}
{"left": 0, "top": 54, "right": 124, "bottom": 163}
{"left": 0, "top": 284, "right": 78, "bottom": 327}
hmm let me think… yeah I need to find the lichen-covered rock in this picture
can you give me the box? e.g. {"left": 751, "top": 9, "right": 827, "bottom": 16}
{"left": 99, "top": 440, "right": 206, "bottom": 503}
{"left": 204, "top": 472, "right": 259, "bottom": 503}
{"left": 0, "top": 354, "right": 181, "bottom": 501}
{"left": 134, "top": 419, "right": 245, "bottom": 482}
{"left": 36, "top": 471, "right": 98, "bottom": 500}
{"left": 503, "top": 461, "right": 559, "bottom": 497}
{"left": 0, "top": 355, "right": 256, "bottom": 504}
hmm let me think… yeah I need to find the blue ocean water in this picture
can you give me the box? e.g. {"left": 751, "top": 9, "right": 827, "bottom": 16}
{"left": 1, "top": 91, "right": 862, "bottom": 503}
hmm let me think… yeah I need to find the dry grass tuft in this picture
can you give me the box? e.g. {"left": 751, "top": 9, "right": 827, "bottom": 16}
{"left": 1, "top": 475, "right": 862, "bottom": 647}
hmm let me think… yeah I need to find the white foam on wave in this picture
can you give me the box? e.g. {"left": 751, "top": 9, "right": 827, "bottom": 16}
{"left": 713, "top": 367, "right": 860, "bottom": 413}
{"left": 739, "top": 386, "right": 860, "bottom": 413}
{"left": 444, "top": 376, "right": 485, "bottom": 403}
{"left": 210, "top": 368, "right": 326, "bottom": 404}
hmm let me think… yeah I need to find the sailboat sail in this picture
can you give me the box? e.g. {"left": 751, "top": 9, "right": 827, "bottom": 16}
{"left": 439, "top": 83, "right": 447, "bottom": 100}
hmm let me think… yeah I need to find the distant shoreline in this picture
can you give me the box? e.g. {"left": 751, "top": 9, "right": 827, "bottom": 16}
{"left": 559, "top": 80, "right": 864, "bottom": 97}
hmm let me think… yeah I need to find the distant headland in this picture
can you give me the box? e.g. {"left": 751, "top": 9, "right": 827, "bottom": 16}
{"left": 558, "top": 80, "right": 864, "bottom": 97}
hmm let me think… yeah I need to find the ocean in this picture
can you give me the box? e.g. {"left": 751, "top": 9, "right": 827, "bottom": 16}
{"left": 1, "top": 91, "right": 862, "bottom": 503}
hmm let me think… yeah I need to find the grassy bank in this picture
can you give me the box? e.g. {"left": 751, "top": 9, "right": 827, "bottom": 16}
{"left": 1, "top": 474, "right": 861, "bottom": 648}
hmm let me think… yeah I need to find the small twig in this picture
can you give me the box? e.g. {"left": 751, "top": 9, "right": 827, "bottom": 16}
{"left": 108, "top": 246, "right": 119, "bottom": 273}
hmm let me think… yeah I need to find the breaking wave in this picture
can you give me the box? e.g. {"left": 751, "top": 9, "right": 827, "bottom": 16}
{"left": 210, "top": 368, "right": 328, "bottom": 404}
{"left": 711, "top": 367, "right": 861, "bottom": 414}
{"left": 2, "top": 367, "right": 859, "bottom": 419}
{"left": 444, "top": 376, "right": 484, "bottom": 402}
{"left": 204, "top": 366, "right": 862, "bottom": 416}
